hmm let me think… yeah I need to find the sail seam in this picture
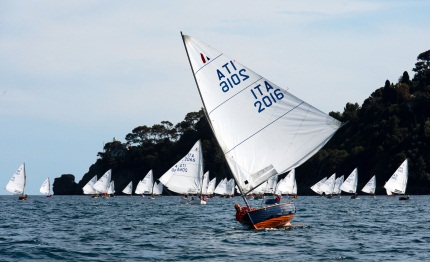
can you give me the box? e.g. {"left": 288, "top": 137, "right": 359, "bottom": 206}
{"left": 225, "top": 101, "right": 305, "bottom": 154}
{"left": 209, "top": 77, "right": 264, "bottom": 115}
{"left": 195, "top": 54, "right": 223, "bottom": 75}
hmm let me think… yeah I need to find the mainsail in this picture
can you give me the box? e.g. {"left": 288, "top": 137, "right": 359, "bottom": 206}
{"left": 152, "top": 182, "right": 163, "bottom": 195}
{"left": 107, "top": 181, "right": 115, "bottom": 195}
{"left": 122, "top": 181, "right": 133, "bottom": 195}
{"left": 159, "top": 140, "right": 204, "bottom": 194}
{"left": 181, "top": 34, "right": 342, "bottom": 198}
{"left": 40, "top": 177, "right": 51, "bottom": 195}
{"left": 362, "top": 175, "right": 376, "bottom": 195}
{"left": 310, "top": 177, "right": 327, "bottom": 195}
{"left": 6, "top": 163, "right": 26, "bottom": 195}
{"left": 93, "top": 169, "right": 112, "bottom": 194}
{"left": 83, "top": 175, "right": 98, "bottom": 195}
{"left": 135, "top": 170, "right": 154, "bottom": 195}
{"left": 320, "top": 173, "right": 336, "bottom": 195}
{"left": 340, "top": 168, "right": 358, "bottom": 194}
{"left": 207, "top": 177, "right": 217, "bottom": 195}
{"left": 384, "top": 159, "right": 408, "bottom": 195}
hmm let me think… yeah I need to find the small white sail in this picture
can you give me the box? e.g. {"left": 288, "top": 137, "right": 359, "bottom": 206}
{"left": 333, "top": 175, "right": 344, "bottom": 195}
{"left": 83, "top": 175, "right": 98, "bottom": 195}
{"left": 40, "top": 177, "right": 51, "bottom": 195}
{"left": 340, "top": 168, "right": 358, "bottom": 194}
{"left": 264, "top": 175, "right": 278, "bottom": 194}
{"left": 227, "top": 179, "right": 235, "bottom": 196}
{"left": 362, "top": 175, "right": 376, "bottom": 195}
{"left": 386, "top": 188, "right": 393, "bottom": 196}
{"left": 107, "top": 181, "right": 115, "bottom": 195}
{"left": 384, "top": 159, "right": 408, "bottom": 194}
{"left": 93, "top": 169, "right": 112, "bottom": 194}
{"left": 200, "top": 171, "right": 210, "bottom": 195}
{"left": 320, "top": 173, "right": 336, "bottom": 195}
{"left": 6, "top": 163, "right": 26, "bottom": 195}
{"left": 207, "top": 177, "right": 217, "bottom": 195}
{"left": 159, "top": 140, "right": 204, "bottom": 194}
{"left": 275, "top": 169, "right": 296, "bottom": 195}
{"left": 152, "top": 182, "right": 163, "bottom": 195}
{"left": 310, "top": 177, "right": 327, "bottom": 195}
{"left": 135, "top": 170, "right": 154, "bottom": 195}
{"left": 122, "top": 181, "right": 133, "bottom": 195}
{"left": 214, "top": 178, "right": 227, "bottom": 195}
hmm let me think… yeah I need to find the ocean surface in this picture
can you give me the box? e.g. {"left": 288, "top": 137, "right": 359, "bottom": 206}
{"left": 0, "top": 195, "right": 429, "bottom": 261}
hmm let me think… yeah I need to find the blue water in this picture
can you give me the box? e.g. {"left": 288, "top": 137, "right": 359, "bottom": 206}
{"left": 0, "top": 195, "right": 429, "bottom": 261}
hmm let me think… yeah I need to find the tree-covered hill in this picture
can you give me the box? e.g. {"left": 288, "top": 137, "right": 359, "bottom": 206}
{"left": 53, "top": 50, "right": 430, "bottom": 195}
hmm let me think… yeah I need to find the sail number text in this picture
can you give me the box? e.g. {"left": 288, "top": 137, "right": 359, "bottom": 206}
{"left": 217, "top": 61, "right": 249, "bottom": 92}
{"left": 252, "top": 81, "right": 284, "bottom": 113}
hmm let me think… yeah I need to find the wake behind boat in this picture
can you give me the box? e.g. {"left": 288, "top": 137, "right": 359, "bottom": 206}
{"left": 181, "top": 33, "right": 342, "bottom": 229}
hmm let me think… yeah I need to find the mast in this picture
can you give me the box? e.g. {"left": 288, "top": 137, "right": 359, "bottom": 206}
{"left": 180, "top": 32, "right": 251, "bottom": 208}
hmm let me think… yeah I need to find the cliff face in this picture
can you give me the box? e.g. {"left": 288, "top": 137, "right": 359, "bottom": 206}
{"left": 53, "top": 174, "right": 82, "bottom": 195}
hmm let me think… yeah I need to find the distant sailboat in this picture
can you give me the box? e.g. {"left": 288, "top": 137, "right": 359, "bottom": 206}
{"left": 159, "top": 140, "right": 205, "bottom": 204}
{"left": 276, "top": 169, "right": 297, "bottom": 197}
{"left": 151, "top": 182, "right": 163, "bottom": 199}
{"left": 361, "top": 175, "right": 376, "bottom": 197}
{"left": 83, "top": 175, "right": 99, "bottom": 197}
{"left": 40, "top": 177, "right": 52, "bottom": 197}
{"left": 181, "top": 33, "right": 341, "bottom": 229}
{"left": 135, "top": 170, "right": 154, "bottom": 196}
{"left": 107, "top": 181, "right": 115, "bottom": 197}
{"left": 310, "top": 177, "right": 328, "bottom": 196}
{"left": 122, "top": 181, "right": 133, "bottom": 195}
{"left": 341, "top": 168, "right": 359, "bottom": 199}
{"left": 206, "top": 177, "right": 217, "bottom": 198}
{"left": 333, "top": 175, "right": 344, "bottom": 198}
{"left": 384, "top": 159, "right": 409, "bottom": 200}
{"left": 93, "top": 169, "right": 112, "bottom": 197}
{"left": 214, "top": 178, "right": 228, "bottom": 196}
{"left": 6, "top": 163, "right": 28, "bottom": 200}
{"left": 320, "top": 173, "right": 336, "bottom": 197}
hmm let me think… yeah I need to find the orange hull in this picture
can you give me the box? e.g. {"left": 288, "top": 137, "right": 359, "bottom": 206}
{"left": 252, "top": 214, "right": 295, "bottom": 230}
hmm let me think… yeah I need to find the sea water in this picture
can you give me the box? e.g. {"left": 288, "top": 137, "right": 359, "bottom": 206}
{"left": 0, "top": 195, "right": 429, "bottom": 261}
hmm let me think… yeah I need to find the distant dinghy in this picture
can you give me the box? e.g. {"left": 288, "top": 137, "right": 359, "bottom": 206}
{"left": 384, "top": 159, "right": 410, "bottom": 200}
{"left": 341, "top": 168, "right": 359, "bottom": 199}
{"left": 40, "top": 177, "right": 52, "bottom": 197}
{"left": 6, "top": 163, "right": 28, "bottom": 200}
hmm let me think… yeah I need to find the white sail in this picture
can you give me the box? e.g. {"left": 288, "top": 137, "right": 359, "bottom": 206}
{"left": 83, "top": 175, "right": 98, "bottom": 195}
{"left": 159, "top": 140, "right": 204, "bottom": 194}
{"left": 310, "top": 177, "right": 327, "bottom": 195}
{"left": 200, "top": 171, "right": 210, "bottom": 195}
{"left": 292, "top": 179, "right": 297, "bottom": 195}
{"left": 333, "top": 175, "right": 344, "bottom": 195}
{"left": 340, "top": 168, "right": 358, "bottom": 194}
{"left": 386, "top": 188, "right": 393, "bottom": 196}
{"left": 39, "top": 177, "right": 51, "bottom": 195}
{"left": 214, "top": 178, "right": 227, "bottom": 195}
{"left": 152, "top": 182, "right": 163, "bottom": 195}
{"left": 93, "top": 169, "right": 112, "bottom": 194}
{"left": 320, "top": 173, "right": 336, "bottom": 195}
{"left": 227, "top": 179, "right": 235, "bottom": 196}
{"left": 275, "top": 170, "right": 296, "bottom": 195}
{"left": 6, "top": 163, "right": 26, "bottom": 195}
{"left": 362, "top": 175, "right": 376, "bottom": 194}
{"left": 107, "top": 181, "right": 115, "bottom": 195}
{"left": 135, "top": 170, "right": 154, "bottom": 195}
{"left": 182, "top": 35, "right": 341, "bottom": 195}
{"left": 384, "top": 159, "right": 408, "bottom": 194}
{"left": 264, "top": 175, "right": 278, "bottom": 194}
{"left": 207, "top": 177, "right": 217, "bottom": 195}
{"left": 122, "top": 181, "right": 133, "bottom": 195}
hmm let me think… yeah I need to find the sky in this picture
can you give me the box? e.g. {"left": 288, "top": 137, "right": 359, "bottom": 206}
{"left": 1, "top": 0, "right": 429, "bottom": 195}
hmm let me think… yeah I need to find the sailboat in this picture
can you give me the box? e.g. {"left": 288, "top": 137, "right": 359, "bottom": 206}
{"left": 83, "top": 175, "right": 99, "bottom": 197}
{"left": 181, "top": 33, "right": 342, "bottom": 229}
{"left": 333, "top": 175, "right": 344, "bottom": 198}
{"left": 107, "top": 181, "right": 115, "bottom": 197}
{"left": 40, "top": 177, "right": 52, "bottom": 197}
{"left": 135, "top": 170, "right": 154, "bottom": 196}
{"left": 384, "top": 159, "right": 409, "bottom": 200}
{"left": 320, "top": 173, "right": 336, "bottom": 198}
{"left": 122, "top": 181, "right": 133, "bottom": 195}
{"left": 361, "top": 175, "right": 376, "bottom": 197}
{"left": 341, "top": 168, "right": 359, "bottom": 199}
{"left": 159, "top": 140, "right": 205, "bottom": 204}
{"left": 93, "top": 169, "right": 112, "bottom": 197}
{"left": 6, "top": 163, "right": 28, "bottom": 200}
{"left": 275, "top": 169, "right": 297, "bottom": 198}
{"left": 310, "top": 177, "right": 328, "bottom": 196}
{"left": 206, "top": 177, "right": 217, "bottom": 198}
{"left": 214, "top": 178, "right": 228, "bottom": 197}
{"left": 152, "top": 182, "right": 163, "bottom": 199}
